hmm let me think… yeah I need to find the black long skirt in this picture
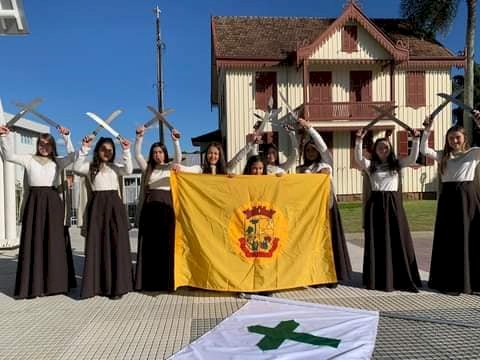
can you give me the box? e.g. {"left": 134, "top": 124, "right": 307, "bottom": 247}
{"left": 330, "top": 199, "right": 352, "bottom": 282}
{"left": 363, "top": 191, "right": 421, "bottom": 292}
{"left": 81, "top": 191, "right": 133, "bottom": 299}
{"left": 15, "top": 187, "right": 73, "bottom": 299}
{"left": 135, "top": 189, "right": 175, "bottom": 291}
{"left": 428, "top": 181, "right": 480, "bottom": 294}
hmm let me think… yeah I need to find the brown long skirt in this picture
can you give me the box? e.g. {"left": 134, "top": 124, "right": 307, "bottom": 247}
{"left": 15, "top": 187, "right": 72, "bottom": 299}
{"left": 428, "top": 181, "right": 480, "bottom": 294}
{"left": 363, "top": 191, "right": 421, "bottom": 292}
{"left": 135, "top": 189, "right": 175, "bottom": 291}
{"left": 330, "top": 198, "right": 352, "bottom": 282}
{"left": 81, "top": 190, "right": 133, "bottom": 299}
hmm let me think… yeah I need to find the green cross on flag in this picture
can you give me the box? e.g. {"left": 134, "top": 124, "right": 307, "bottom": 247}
{"left": 248, "top": 319, "right": 341, "bottom": 350}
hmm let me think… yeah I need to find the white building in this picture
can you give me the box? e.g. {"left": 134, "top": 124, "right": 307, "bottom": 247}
{"left": 0, "top": 101, "right": 50, "bottom": 247}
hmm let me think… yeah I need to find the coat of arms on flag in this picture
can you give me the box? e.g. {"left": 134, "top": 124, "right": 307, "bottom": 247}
{"left": 170, "top": 296, "right": 379, "bottom": 359}
{"left": 230, "top": 203, "right": 288, "bottom": 258}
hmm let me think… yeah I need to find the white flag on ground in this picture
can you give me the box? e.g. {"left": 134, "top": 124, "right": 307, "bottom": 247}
{"left": 170, "top": 295, "right": 379, "bottom": 359}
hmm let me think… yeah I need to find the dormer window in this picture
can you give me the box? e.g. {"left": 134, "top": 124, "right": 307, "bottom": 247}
{"left": 342, "top": 25, "right": 358, "bottom": 53}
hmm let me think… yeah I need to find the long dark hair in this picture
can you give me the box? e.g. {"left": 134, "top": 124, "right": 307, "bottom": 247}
{"left": 35, "top": 133, "right": 58, "bottom": 161}
{"left": 265, "top": 144, "right": 280, "bottom": 166}
{"left": 369, "top": 137, "right": 400, "bottom": 174}
{"left": 202, "top": 142, "right": 227, "bottom": 174}
{"left": 243, "top": 155, "right": 268, "bottom": 175}
{"left": 440, "top": 125, "right": 469, "bottom": 175}
{"left": 145, "top": 142, "right": 169, "bottom": 184}
{"left": 300, "top": 139, "right": 322, "bottom": 167}
{"left": 89, "top": 137, "right": 116, "bottom": 182}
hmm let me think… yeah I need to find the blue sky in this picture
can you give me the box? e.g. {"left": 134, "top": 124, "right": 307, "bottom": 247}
{"left": 1, "top": 0, "right": 477, "bottom": 153}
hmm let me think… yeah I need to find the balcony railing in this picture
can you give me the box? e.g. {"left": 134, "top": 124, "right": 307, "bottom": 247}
{"left": 305, "top": 101, "right": 394, "bottom": 121}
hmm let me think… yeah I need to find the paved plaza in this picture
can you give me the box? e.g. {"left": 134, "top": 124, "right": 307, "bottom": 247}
{"left": 1, "top": 228, "right": 480, "bottom": 359}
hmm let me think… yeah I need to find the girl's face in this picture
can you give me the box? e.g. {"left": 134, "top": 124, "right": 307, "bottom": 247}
{"left": 152, "top": 146, "right": 165, "bottom": 164}
{"left": 206, "top": 145, "right": 220, "bottom": 165}
{"left": 305, "top": 144, "right": 319, "bottom": 161}
{"left": 266, "top": 148, "right": 277, "bottom": 165}
{"left": 37, "top": 138, "right": 53, "bottom": 157}
{"left": 98, "top": 142, "right": 114, "bottom": 162}
{"left": 375, "top": 141, "right": 391, "bottom": 162}
{"left": 249, "top": 161, "right": 264, "bottom": 175}
{"left": 447, "top": 131, "right": 465, "bottom": 152}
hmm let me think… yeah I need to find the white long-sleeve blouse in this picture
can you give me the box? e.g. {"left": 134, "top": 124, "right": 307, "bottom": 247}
{"left": 420, "top": 130, "right": 480, "bottom": 182}
{"left": 134, "top": 135, "right": 181, "bottom": 190}
{"left": 355, "top": 136, "right": 419, "bottom": 191}
{"left": 0, "top": 132, "right": 76, "bottom": 187}
{"left": 179, "top": 141, "right": 255, "bottom": 174}
{"left": 73, "top": 144, "right": 133, "bottom": 191}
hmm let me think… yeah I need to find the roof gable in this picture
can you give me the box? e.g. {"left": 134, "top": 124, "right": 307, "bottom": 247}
{"left": 297, "top": 2, "right": 408, "bottom": 62}
{"left": 308, "top": 21, "right": 393, "bottom": 60}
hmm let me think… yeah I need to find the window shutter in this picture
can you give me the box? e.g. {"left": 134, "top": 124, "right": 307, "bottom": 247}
{"left": 406, "top": 71, "right": 426, "bottom": 108}
{"left": 309, "top": 72, "right": 332, "bottom": 103}
{"left": 406, "top": 73, "right": 415, "bottom": 107}
{"left": 416, "top": 72, "right": 426, "bottom": 107}
{"left": 350, "top": 71, "right": 372, "bottom": 102}
{"left": 397, "top": 130, "right": 408, "bottom": 157}
{"left": 255, "top": 72, "right": 277, "bottom": 111}
{"left": 342, "top": 25, "right": 357, "bottom": 52}
{"left": 341, "top": 27, "right": 348, "bottom": 51}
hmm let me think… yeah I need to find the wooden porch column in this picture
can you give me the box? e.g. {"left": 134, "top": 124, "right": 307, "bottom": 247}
{"left": 303, "top": 60, "right": 309, "bottom": 120}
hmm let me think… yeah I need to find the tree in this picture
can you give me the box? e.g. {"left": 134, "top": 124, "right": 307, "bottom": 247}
{"left": 453, "top": 63, "right": 480, "bottom": 107}
{"left": 452, "top": 63, "right": 480, "bottom": 144}
{"left": 401, "top": 0, "right": 477, "bottom": 141}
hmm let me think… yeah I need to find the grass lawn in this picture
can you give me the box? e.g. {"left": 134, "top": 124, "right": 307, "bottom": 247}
{"left": 338, "top": 200, "right": 437, "bottom": 233}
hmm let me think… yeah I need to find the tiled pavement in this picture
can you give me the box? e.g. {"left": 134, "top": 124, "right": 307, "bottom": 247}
{"left": 1, "top": 228, "right": 480, "bottom": 359}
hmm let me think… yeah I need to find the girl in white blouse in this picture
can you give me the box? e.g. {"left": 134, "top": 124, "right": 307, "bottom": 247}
{"left": 355, "top": 129, "right": 421, "bottom": 292}
{"left": 250, "top": 129, "right": 298, "bottom": 174}
{"left": 177, "top": 138, "right": 258, "bottom": 175}
{"left": 420, "top": 114, "right": 480, "bottom": 295}
{"left": 296, "top": 118, "right": 352, "bottom": 287}
{"left": 243, "top": 155, "right": 268, "bottom": 175}
{"left": 0, "top": 125, "right": 76, "bottom": 299}
{"left": 134, "top": 126, "right": 181, "bottom": 292}
{"left": 73, "top": 136, "right": 133, "bottom": 299}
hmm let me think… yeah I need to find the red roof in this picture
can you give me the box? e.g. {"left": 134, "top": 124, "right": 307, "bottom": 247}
{"left": 212, "top": 16, "right": 458, "bottom": 60}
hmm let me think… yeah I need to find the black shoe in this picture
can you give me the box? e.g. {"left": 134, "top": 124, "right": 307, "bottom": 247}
{"left": 109, "top": 295, "right": 123, "bottom": 300}
{"left": 439, "top": 290, "right": 460, "bottom": 296}
{"left": 311, "top": 283, "right": 338, "bottom": 289}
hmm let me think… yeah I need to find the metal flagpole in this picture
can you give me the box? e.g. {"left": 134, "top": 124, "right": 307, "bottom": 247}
{"left": 154, "top": 5, "right": 165, "bottom": 144}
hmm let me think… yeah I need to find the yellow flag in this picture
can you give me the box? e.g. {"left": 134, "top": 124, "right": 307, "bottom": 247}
{"left": 171, "top": 173, "right": 336, "bottom": 292}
